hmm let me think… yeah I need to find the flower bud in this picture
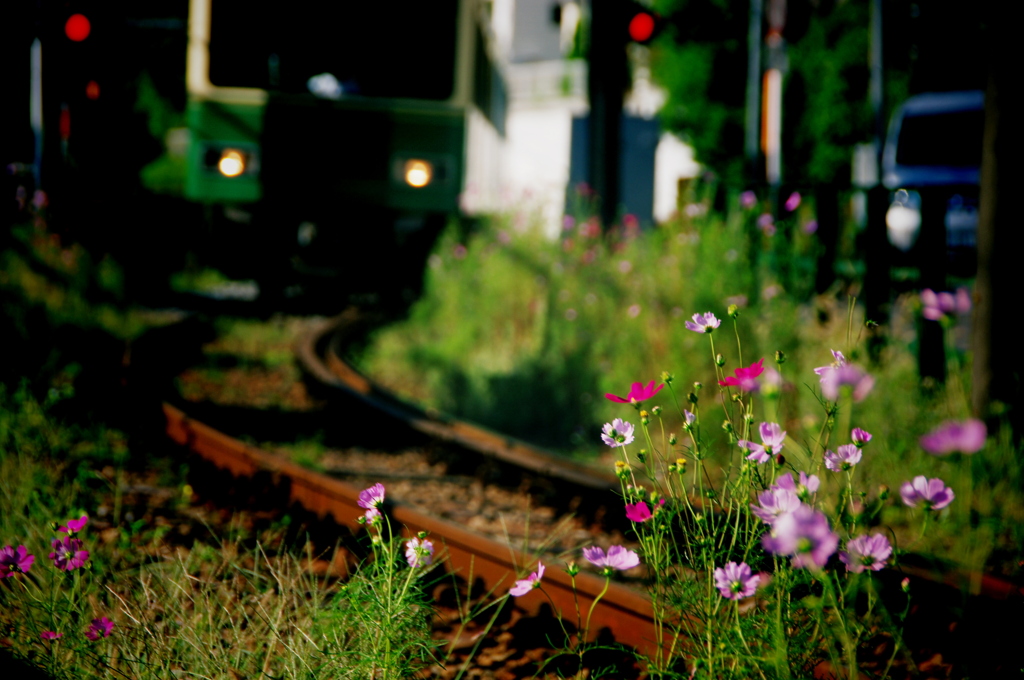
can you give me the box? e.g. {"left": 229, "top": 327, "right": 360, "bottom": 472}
{"left": 695, "top": 513, "right": 705, "bottom": 523}
{"left": 731, "top": 393, "right": 742, "bottom": 402}
{"left": 687, "top": 392, "right": 699, "bottom": 404}
{"left": 651, "top": 405, "right": 662, "bottom": 416}
{"left": 357, "top": 515, "right": 366, "bottom": 525}
{"left": 668, "top": 433, "right": 678, "bottom": 446}
{"left": 371, "top": 534, "right": 382, "bottom": 545}
{"left": 878, "top": 485, "right": 890, "bottom": 501}
{"left": 775, "top": 453, "right": 784, "bottom": 466}
{"left": 901, "top": 577, "right": 910, "bottom": 593}
{"left": 661, "top": 372, "right": 674, "bottom": 384}
{"left": 775, "top": 350, "right": 786, "bottom": 365}
{"left": 865, "top": 319, "right": 879, "bottom": 330}
{"left": 417, "top": 531, "right": 429, "bottom": 540}
{"left": 743, "top": 412, "right": 753, "bottom": 423}
{"left": 716, "top": 354, "right": 726, "bottom": 367}
{"left": 722, "top": 420, "right": 734, "bottom": 433}
{"left": 566, "top": 561, "right": 580, "bottom": 576}
{"left": 693, "top": 382, "right": 703, "bottom": 391}
{"left": 636, "top": 452, "right": 646, "bottom": 463}
{"left": 676, "top": 457, "right": 687, "bottom": 470}
{"left": 727, "top": 304, "right": 740, "bottom": 319}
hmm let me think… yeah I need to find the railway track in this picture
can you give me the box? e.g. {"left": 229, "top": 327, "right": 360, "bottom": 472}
{"left": 163, "top": 310, "right": 666, "bottom": 660}
{"left": 159, "top": 309, "right": 1023, "bottom": 673}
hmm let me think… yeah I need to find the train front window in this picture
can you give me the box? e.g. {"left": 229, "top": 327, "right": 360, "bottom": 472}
{"left": 208, "top": 0, "right": 459, "bottom": 100}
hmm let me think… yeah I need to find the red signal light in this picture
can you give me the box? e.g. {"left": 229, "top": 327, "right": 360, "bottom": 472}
{"left": 85, "top": 80, "right": 101, "bottom": 100}
{"left": 628, "top": 12, "right": 656, "bottom": 42}
{"left": 65, "top": 13, "right": 91, "bottom": 42}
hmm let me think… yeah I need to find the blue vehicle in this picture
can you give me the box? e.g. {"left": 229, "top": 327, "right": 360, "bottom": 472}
{"left": 882, "top": 90, "right": 984, "bottom": 275}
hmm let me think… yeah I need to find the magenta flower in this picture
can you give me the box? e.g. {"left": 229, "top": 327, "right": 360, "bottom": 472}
{"left": 784, "top": 191, "right": 801, "bottom": 212}
{"left": 685, "top": 312, "right": 721, "bottom": 334}
{"left": 363, "top": 507, "right": 381, "bottom": 526}
{"left": 851, "top": 428, "right": 873, "bottom": 448}
{"left": 762, "top": 505, "right": 839, "bottom": 569}
{"left": 0, "top": 545, "right": 35, "bottom": 577}
{"left": 625, "top": 498, "right": 665, "bottom": 523}
{"left": 900, "top": 476, "right": 954, "bottom": 510}
{"left": 840, "top": 534, "right": 892, "bottom": 573}
{"left": 509, "top": 562, "right": 545, "bottom": 596}
{"left": 358, "top": 483, "right": 386, "bottom": 510}
{"left": 919, "top": 419, "right": 986, "bottom": 456}
{"left": 601, "top": 418, "right": 635, "bottom": 447}
{"left": 49, "top": 536, "right": 89, "bottom": 571}
{"left": 740, "top": 190, "right": 757, "bottom": 210}
{"left": 750, "top": 487, "right": 801, "bottom": 525}
{"left": 718, "top": 358, "right": 765, "bottom": 392}
{"left": 85, "top": 617, "right": 114, "bottom": 641}
{"left": 58, "top": 515, "right": 89, "bottom": 535}
{"left": 40, "top": 631, "right": 63, "bottom": 640}
{"left": 714, "top": 561, "right": 760, "bottom": 600}
{"left": 404, "top": 537, "right": 435, "bottom": 568}
{"left": 820, "top": 364, "right": 875, "bottom": 402}
{"left": 825, "top": 444, "right": 862, "bottom": 472}
{"left": 583, "top": 545, "right": 640, "bottom": 573}
{"left": 605, "top": 380, "right": 664, "bottom": 404}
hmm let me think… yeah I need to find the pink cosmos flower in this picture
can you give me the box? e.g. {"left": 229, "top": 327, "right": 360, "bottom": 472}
{"left": 825, "top": 444, "right": 862, "bottom": 472}
{"left": 625, "top": 498, "right": 665, "bottom": 523}
{"left": 762, "top": 505, "right": 839, "bottom": 569}
{"left": 605, "top": 380, "right": 664, "bottom": 404}
{"left": 509, "top": 562, "right": 545, "bottom": 596}
{"left": 840, "top": 534, "right": 892, "bottom": 573}
{"left": 41, "top": 631, "right": 63, "bottom": 640}
{"left": 358, "top": 483, "right": 386, "bottom": 510}
{"left": 49, "top": 536, "right": 89, "bottom": 571}
{"left": 740, "top": 190, "right": 757, "bottom": 210}
{"left": 404, "top": 537, "right": 435, "bottom": 568}
{"left": 718, "top": 358, "right": 765, "bottom": 392}
{"left": 784, "top": 191, "right": 801, "bottom": 212}
{"left": 583, "top": 545, "right": 640, "bottom": 573}
{"left": 0, "top": 545, "right": 35, "bottom": 577}
{"left": 685, "top": 312, "right": 721, "bottom": 334}
{"left": 820, "top": 364, "right": 875, "bottom": 402}
{"left": 813, "top": 350, "right": 847, "bottom": 378}
{"left": 714, "top": 561, "right": 760, "bottom": 600}
{"left": 900, "top": 476, "right": 954, "bottom": 510}
{"left": 740, "top": 421, "right": 786, "bottom": 464}
{"left": 750, "top": 487, "right": 801, "bottom": 525}
{"left": 921, "top": 288, "right": 971, "bottom": 321}
{"left": 58, "top": 515, "right": 88, "bottom": 535}
{"left": 919, "top": 419, "right": 986, "bottom": 456}
{"left": 601, "top": 418, "right": 635, "bottom": 447}
{"left": 774, "top": 471, "right": 819, "bottom": 502}
{"left": 851, "top": 428, "right": 872, "bottom": 447}
{"left": 363, "top": 508, "right": 381, "bottom": 526}
{"left": 85, "top": 617, "right": 114, "bottom": 641}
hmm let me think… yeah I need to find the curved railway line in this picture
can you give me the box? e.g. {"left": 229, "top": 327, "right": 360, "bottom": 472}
{"left": 158, "top": 309, "right": 1023, "bottom": 671}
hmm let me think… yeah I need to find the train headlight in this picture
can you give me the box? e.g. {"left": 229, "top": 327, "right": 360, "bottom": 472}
{"left": 218, "top": 149, "right": 246, "bottom": 178}
{"left": 403, "top": 160, "right": 433, "bottom": 188}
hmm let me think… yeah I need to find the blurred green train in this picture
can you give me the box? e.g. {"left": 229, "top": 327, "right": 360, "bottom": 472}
{"left": 185, "top": 0, "right": 505, "bottom": 295}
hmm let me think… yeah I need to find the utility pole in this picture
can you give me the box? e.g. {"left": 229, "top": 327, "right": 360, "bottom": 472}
{"left": 587, "top": 0, "right": 627, "bottom": 229}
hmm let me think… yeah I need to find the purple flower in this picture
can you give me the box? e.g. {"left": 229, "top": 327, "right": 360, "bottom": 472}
{"left": 900, "top": 476, "right": 954, "bottom": 510}
{"left": 509, "top": 562, "right": 545, "bottom": 596}
{"left": 784, "top": 191, "right": 802, "bottom": 212}
{"left": 840, "top": 534, "right": 892, "bottom": 573}
{"left": 583, "top": 545, "right": 640, "bottom": 573}
{"left": 820, "top": 364, "right": 875, "bottom": 402}
{"left": 605, "top": 380, "right": 664, "bottom": 404}
{"left": 363, "top": 507, "right": 381, "bottom": 526}
{"left": 0, "top": 545, "right": 35, "bottom": 577}
{"left": 921, "top": 288, "right": 971, "bottom": 321}
{"left": 58, "top": 515, "right": 89, "bottom": 535}
{"left": 803, "top": 220, "right": 819, "bottom": 234}
{"left": 750, "top": 487, "right": 801, "bottom": 525}
{"left": 683, "top": 410, "right": 696, "bottom": 429}
{"left": 358, "top": 483, "right": 386, "bottom": 510}
{"left": 774, "top": 471, "right": 820, "bottom": 502}
{"left": 85, "top": 617, "right": 114, "bottom": 641}
{"left": 741, "top": 421, "right": 786, "bottom": 464}
{"left": 825, "top": 444, "right": 862, "bottom": 472}
{"left": 685, "top": 312, "right": 721, "bottom": 334}
{"left": 919, "top": 419, "right": 987, "bottom": 456}
{"left": 41, "top": 631, "right": 62, "bottom": 640}
{"left": 601, "top": 418, "right": 635, "bottom": 447}
{"left": 49, "top": 536, "right": 89, "bottom": 571}
{"left": 851, "top": 428, "right": 873, "bottom": 448}
{"left": 813, "top": 350, "right": 847, "bottom": 378}
{"left": 762, "top": 505, "right": 839, "bottom": 569}
{"left": 404, "top": 537, "right": 435, "bottom": 568}
{"left": 740, "top": 190, "right": 757, "bottom": 210}
{"left": 718, "top": 358, "right": 765, "bottom": 392}
{"left": 757, "top": 213, "right": 775, "bottom": 233}
{"left": 714, "top": 561, "right": 760, "bottom": 600}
